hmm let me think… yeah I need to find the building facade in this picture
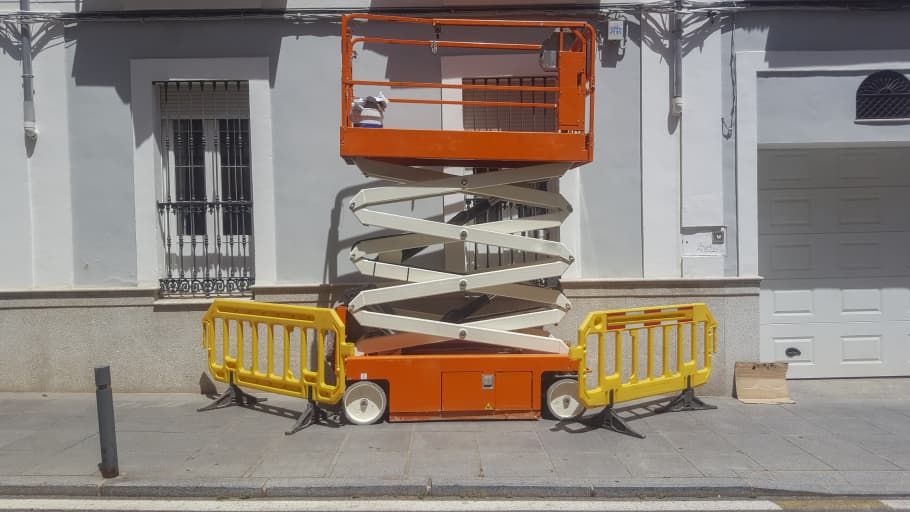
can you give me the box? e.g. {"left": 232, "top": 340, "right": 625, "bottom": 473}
{"left": 1, "top": 0, "right": 909, "bottom": 393}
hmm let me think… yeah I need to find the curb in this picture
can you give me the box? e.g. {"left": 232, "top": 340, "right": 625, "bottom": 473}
{"left": 2, "top": 477, "right": 910, "bottom": 499}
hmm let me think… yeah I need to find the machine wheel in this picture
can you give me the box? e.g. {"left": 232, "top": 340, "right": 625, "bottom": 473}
{"left": 545, "top": 378, "right": 585, "bottom": 421}
{"left": 342, "top": 381, "right": 387, "bottom": 425}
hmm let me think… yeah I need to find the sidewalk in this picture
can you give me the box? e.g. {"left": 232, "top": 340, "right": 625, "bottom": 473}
{"left": 2, "top": 379, "right": 910, "bottom": 498}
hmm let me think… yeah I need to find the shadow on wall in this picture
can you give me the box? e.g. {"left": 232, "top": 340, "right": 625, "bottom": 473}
{"left": 1, "top": 21, "right": 65, "bottom": 155}
{"left": 322, "top": 180, "right": 446, "bottom": 284}
{"left": 735, "top": 10, "right": 910, "bottom": 67}
{"left": 640, "top": 12, "right": 721, "bottom": 134}
{"left": 66, "top": 13, "right": 342, "bottom": 147}
{"left": 0, "top": 21, "right": 65, "bottom": 61}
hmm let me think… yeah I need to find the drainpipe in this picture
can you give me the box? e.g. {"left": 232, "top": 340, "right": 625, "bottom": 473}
{"left": 21, "top": 0, "right": 38, "bottom": 140}
{"left": 672, "top": 1, "right": 684, "bottom": 277}
{"left": 670, "top": 0, "right": 683, "bottom": 117}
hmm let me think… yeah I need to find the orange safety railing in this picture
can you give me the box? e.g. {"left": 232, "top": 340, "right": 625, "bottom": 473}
{"left": 340, "top": 14, "right": 596, "bottom": 165}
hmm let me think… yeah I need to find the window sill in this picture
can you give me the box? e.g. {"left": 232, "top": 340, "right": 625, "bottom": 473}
{"left": 854, "top": 118, "right": 910, "bottom": 125}
{"left": 153, "top": 296, "right": 252, "bottom": 311}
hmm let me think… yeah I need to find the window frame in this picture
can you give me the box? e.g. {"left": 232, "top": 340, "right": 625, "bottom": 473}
{"left": 156, "top": 80, "right": 255, "bottom": 297}
{"left": 129, "top": 58, "right": 276, "bottom": 293}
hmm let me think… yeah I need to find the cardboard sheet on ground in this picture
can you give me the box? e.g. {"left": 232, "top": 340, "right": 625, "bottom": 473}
{"left": 734, "top": 362, "right": 795, "bottom": 404}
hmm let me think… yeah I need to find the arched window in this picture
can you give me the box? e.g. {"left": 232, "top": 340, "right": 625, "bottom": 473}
{"left": 856, "top": 70, "right": 910, "bottom": 120}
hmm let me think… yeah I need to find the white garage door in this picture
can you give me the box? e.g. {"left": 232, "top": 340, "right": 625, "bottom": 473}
{"left": 759, "top": 147, "right": 910, "bottom": 378}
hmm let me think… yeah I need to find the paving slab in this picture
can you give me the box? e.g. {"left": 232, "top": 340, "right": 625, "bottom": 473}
{"left": 783, "top": 434, "right": 901, "bottom": 471}
{"left": 2, "top": 379, "right": 910, "bottom": 498}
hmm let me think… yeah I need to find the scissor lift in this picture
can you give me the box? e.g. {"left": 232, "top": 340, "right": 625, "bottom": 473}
{"left": 336, "top": 14, "right": 596, "bottom": 424}
{"left": 199, "top": 14, "right": 718, "bottom": 434}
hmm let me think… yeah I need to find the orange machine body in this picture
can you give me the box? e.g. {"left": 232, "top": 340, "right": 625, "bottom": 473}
{"left": 344, "top": 353, "right": 576, "bottom": 421}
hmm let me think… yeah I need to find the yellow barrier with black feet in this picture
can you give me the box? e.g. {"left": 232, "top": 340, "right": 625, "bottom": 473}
{"left": 201, "top": 299, "right": 353, "bottom": 406}
{"left": 569, "top": 303, "right": 718, "bottom": 437}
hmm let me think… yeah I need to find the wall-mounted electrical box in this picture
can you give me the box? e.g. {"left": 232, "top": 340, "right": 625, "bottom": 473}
{"left": 607, "top": 20, "right": 625, "bottom": 41}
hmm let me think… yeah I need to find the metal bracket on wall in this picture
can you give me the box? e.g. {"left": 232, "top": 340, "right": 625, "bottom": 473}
{"left": 197, "top": 372, "right": 266, "bottom": 412}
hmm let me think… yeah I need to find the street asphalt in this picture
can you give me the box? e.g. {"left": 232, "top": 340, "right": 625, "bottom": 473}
{"left": 1, "top": 378, "right": 910, "bottom": 498}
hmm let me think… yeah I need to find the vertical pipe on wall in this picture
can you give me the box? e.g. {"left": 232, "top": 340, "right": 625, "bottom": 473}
{"left": 671, "top": 2, "right": 683, "bottom": 102}
{"left": 20, "top": 0, "right": 38, "bottom": 140}
{"left": 672, "top": 3, "right": 684, "bottom": 277}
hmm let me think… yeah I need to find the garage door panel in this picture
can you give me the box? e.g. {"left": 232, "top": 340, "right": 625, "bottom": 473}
{"left": 836, "top": 187, "right": 910, "bottom": 231}
{"left": 759, "top": 148, "right": 910, "bottom": 190}
{"left": 762, "top": 281, "right": 910, "bottom": 324}
{"left": 883, "top": 287, "right": 910, "bottom": 321}
{"left": 761, "top": 233, "right": 908, "bottom": 279}
{"left": 761, "top": 323, "right": 834, "bottom": 376}
{"left": 765, "top": 321, "right": 910, "bottom": 378}
{"left": 760, "top": 147, "right": 910, "bottom": 379}
{"left": 834, "top": 148, "right": 910, "bottom": 188}
{"left": 760, "top": 187, "right": 910, "bottom": 234}
{"left": 758, "top": 150, "right": 813, "bottom": 189}
{"left": 840, "top": 288, "right": 884, "bottom": 320}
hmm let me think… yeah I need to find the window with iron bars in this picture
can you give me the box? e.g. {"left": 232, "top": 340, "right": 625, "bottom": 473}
{"left": 156, "top": 80, "right": 254, "bottom": 296}
{"left": 461, "top": 77, "right": 558, "bottom": 275}
{"left": 856, "top": 70, "right": 910, "bottom": 121}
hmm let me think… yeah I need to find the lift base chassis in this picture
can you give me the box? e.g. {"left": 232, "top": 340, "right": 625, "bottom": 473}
{"left": 344, "top": 353, "right": 576, "bottom": 422}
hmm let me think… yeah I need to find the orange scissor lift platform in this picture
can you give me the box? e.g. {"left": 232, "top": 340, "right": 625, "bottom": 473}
{"left": 337, "top": 14, "right": 595, "bottom": 423}
{"left": 199, "top": 15, "right": 719, "bottom": 434}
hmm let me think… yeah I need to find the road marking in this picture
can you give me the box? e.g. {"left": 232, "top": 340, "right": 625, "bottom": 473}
{"left": 776, "top": 499, "right": 889, "bottom": 510}
{"left": 0, "top": 499, "right": 784, "bottom": 512}
{"left": 884, "top": 501, "right": 910, "bottom": 510}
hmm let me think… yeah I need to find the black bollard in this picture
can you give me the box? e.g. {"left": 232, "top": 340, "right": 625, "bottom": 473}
{"left": 94, "top": 366, "right": 119, "bottom": 478}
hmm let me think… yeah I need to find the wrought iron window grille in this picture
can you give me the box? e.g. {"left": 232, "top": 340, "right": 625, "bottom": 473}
{"left": 156, "top": 81, "right": 255, "bottom": 297}
{"left": 856, "top": 70, "right": 910, "bottom": 121}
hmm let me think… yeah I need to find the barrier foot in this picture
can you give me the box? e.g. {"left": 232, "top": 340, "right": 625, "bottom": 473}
{"left": 286, "top": 399, "right": 322, "bottom": 435}
{"left": 197, "top": 374, "right": 265, "bottom": 412}
{"left": 596, "top": 407, "right": 645, "bottom": 439}
{"left": 656, "top": 386, "right": 716, "bottom": 413}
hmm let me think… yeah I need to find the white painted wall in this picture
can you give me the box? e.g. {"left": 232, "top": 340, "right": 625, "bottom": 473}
{"left": 758, "top": 72, "right": 910, "bottom": 145}
{"left": 13, "top": 12, "right": 905, "bottom": 293}
{"left": 640, "top": 13, "right": 681, "bottom": 278}
{"left": 29, "top": 24, "right": 74, "bottom": 288}
{"left": 0, "top": 20, "right": 32, "bottom": 289}
{"left": 680, "top": 18, "right": 725, "bottom": 278}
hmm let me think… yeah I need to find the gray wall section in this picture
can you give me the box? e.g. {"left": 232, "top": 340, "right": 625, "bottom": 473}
{"left": 721, "top": 19, "right": 738, "bottom": 276}
{"left": 0, "top": 283, "right": 756, "bottom": 394}
{"left": 0, "top": 25, "right": 32, "bottom": 289}
{"left": 66, "top": 20, "right": 285, "bottom": 286}
{"left": 758, "top": 73, "right": 910, "bottom": 145}
{"left": 272, "top": 21, "right": 443, "bottom": 283}
{"left": 60, "top": 16, "right": 648, "bottom": 286}
{"left": 734, "top": 11, "right": 910, "bottom": 54}
{"left": 579, "top": 15, "right": 643, "bottom": 278}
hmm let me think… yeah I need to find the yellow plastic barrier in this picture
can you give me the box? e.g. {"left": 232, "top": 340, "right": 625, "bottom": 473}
{"left": 569, "top": 303, "right": 717, "bottom": 408}
{"left": 202, "top": 299, "right": 353, "bottom": 404}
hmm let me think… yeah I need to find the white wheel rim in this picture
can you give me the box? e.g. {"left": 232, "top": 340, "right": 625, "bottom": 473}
{"left": 343, "top": 381, "right": 386, "bottom": 425}
{"left": 547, "top": 379, "right": 584, "bottom": 420}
